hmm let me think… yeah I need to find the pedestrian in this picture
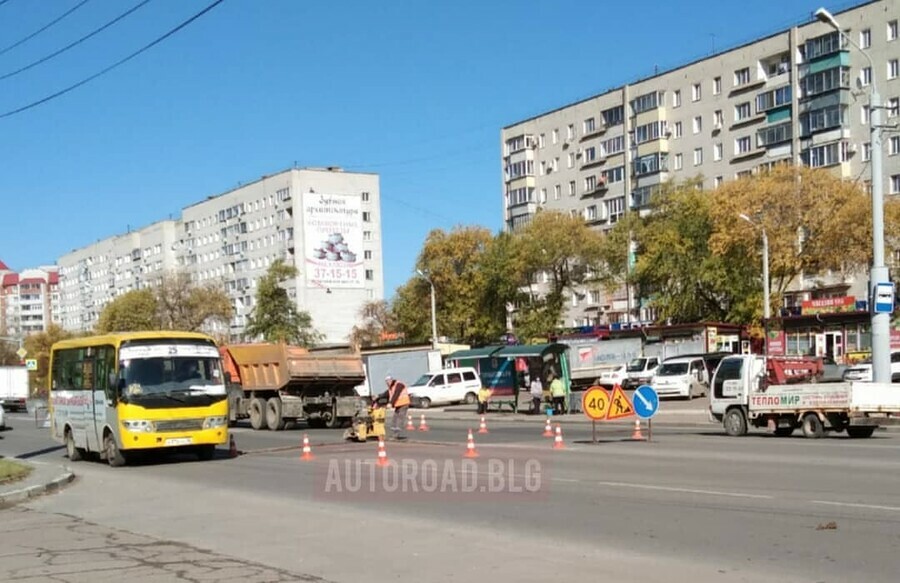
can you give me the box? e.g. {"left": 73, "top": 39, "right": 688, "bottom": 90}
{"left": 380, "top": 375, "right": 410, "bottom": 439}
{"left": 549, "top": 372, "right": 566, "bottom": 415}
{"left": 477, "top": 385, "right": 492, "bottom": 414}
{"left": 529, "top": 374, "right": 543, "bottom": 415}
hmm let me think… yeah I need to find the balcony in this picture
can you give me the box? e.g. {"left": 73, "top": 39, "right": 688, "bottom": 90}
{"left": 579, "top": 154, "right": 606, "bottom": 170}
{"left": 729, "top": 78, "right": 767, "bottom": 97}
{"left": 730, "top": 113, "right": 767, "bottom": 131}
{"left": 730, "top": 147, "right": 767, "bottom": 163}
{"left": 580, "top": 180, "right": 609, "bottom": 198}
{"left": 580, "top": 123, "right": 607, "bottom": 141}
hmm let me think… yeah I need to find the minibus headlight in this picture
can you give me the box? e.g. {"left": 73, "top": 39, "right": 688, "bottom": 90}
{"left": 122, "top": 419, "right": 155, "bottom": 432}
{"left": 203, "top": 416, "right": 227, "bottom": 429}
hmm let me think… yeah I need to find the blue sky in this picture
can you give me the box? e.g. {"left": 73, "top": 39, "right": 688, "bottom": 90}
{"left": 0, "top": 0, "right": 857, "bottom": 297}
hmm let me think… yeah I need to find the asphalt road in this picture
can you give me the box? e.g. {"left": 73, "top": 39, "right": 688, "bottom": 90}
{"left": 2, "top": 411, "right": 900, "bottom": 582}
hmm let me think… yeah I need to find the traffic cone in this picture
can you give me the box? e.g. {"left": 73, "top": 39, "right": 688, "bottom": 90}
{"left": 418, "top": 413, "right": 430, "bottom": 432}
{"left": 300, "top": 433, "right": 314, "bottom": 461}
{"left": 464, "top": 429, "right": 479, "bottom": 458}
{"left": 631, "top": 419, "right": 645, "bottom": 441}
{"left": 478, "top": 415, "right": 489, "bottom": 434}
{"left": 553, "top": 425, "right": 565, "bottom": 450}
{"left": 542, "top": 417, "right": 553, "bottom": 437}
{"left": 375, "top": 437, "right": 390, "bottom": 467}
{"left": 228, "top": 434, "right": 239, "bottom": 458}
{"left": 406, "top": 414, "right": 416, "bottom": 431}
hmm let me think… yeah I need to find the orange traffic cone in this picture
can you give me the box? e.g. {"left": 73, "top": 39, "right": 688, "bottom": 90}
{"left": 464, "top": 429, "right": 479, "bottom": 458}
{"left": 553, "top": 425, "right": 565, "bottom": 450}
{"left": 478, "top": 415, "right": 489, "bottom": 434}
{"left": 418, "top": 414, "right": 430, "bottom": 432}
{"left": 542, "top": 417, "right": 553, "bottom": 437}
{"left": 631, "top": 419, "right": 645, "bottom": 441}
{"left": 300, "top": 433, "right": 314, "bottom": 461}
{"left": 406, "top": 414, "right": 416, "bottom": 431}
{"left": 376, "top": 437, "right": 390, "bottom": 467}
{"left": 228, "top": 434, "right": 239, "bottom": 458}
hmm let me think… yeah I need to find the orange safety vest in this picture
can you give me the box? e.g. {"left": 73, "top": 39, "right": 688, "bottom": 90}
{"left": 388, "top": 381, "right": 410, "bottom": 408}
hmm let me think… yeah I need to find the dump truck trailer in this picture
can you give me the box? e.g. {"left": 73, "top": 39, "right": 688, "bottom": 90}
{"left": 220, "top": 343, "right": 365, "bottom": 430}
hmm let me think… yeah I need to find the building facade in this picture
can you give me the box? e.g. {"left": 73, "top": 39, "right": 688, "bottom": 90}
{"left": 501, "top": 0, "right": 900, "bottom": 328}
{"left": 56, "top": 167, "right": 384, "bottom": 344}
{"left": 0, "top": 260, "right": 60, "bottom": 336}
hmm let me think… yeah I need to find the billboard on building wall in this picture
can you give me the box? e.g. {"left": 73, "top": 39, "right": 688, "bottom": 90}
{"left": 303, "top": 193, "right": 363, "bottom": 289}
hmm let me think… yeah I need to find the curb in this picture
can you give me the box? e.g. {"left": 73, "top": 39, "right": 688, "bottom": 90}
{"left": 0, "top": 465, "right": 75, "bottom": 508}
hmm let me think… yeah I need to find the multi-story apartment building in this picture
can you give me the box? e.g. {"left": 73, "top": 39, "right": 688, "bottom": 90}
{"left": 501, "top": 0, "right": 900, "bottom": 328}
{"left": 0, "top": 260, "right": 60, "bottom": 336}
{"left": 57, "top": 167, "right": 383, "bottom": 344}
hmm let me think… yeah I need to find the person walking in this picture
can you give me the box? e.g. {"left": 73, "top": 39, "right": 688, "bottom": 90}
{"left": 381, "top": 375, "right": 410, "bottom": 439}
{"left": 549, "top": 372, "right": 566, "bottom": 415}
{"left": 529, "top": 375, "right": 544, "bottom": 415}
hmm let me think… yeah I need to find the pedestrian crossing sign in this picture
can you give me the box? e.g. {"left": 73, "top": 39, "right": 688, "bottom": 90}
{"left": 606, "top": 385, "right": 635, "bottom": 420}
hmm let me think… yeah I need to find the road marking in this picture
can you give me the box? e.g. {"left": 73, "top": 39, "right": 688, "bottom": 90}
{"left": 810, "top": 500, "right": 900, "bottom": 512}
{"left": 584, "top": 480, "right": 773, "bottom": 500}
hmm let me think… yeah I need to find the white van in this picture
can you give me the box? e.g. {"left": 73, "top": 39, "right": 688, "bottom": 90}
{"left": 651, "top": 356, "right": 709, "bottom": 399}
{"left": 408, "top": 367, "right": 482, "bottom": 409}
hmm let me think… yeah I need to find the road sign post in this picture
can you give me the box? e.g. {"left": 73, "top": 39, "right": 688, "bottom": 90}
{"left": 632, "top": 385, "right": 660, "bottom": 442}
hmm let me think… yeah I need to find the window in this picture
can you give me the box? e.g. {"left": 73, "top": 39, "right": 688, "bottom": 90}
{"left": 606, "top": 197, "right": 625, "bottom": 223}
{"left": 364, "top": 250, "right": 372, "bottom": 260}
{"left": 804, "top": 67, "right": 849, "bottom": 97}
{"left": 713, "top": 76, "right": 722, "bottom": 95}
{"left": 633, "top": 153, "right": 668, "bottom": 176}
{"left": 674, "top": 153, "right": 683, "bottom": 170}
{"left": 892, "top": 175, "right": 900, "bottom": 194}
{"left": 584, "top": 176, "right": 597, "bottom": 193}
{"left": 801, "top": 105, "right": 844, "bottom": 135}
{"left": 890, "top": 59, "right": 899, "bottom": 80}
{"left": 692, "top": 83, "right": 701, "bottom": 101}
{"left": 673, "top": 121, "right": 683, "bottom": 139}
{"left": 693, "top": 148, "right": 703, "bottom": 166}
{"left": 539, "top": 134, "right": 545, "bottom": 148}
{"left": 552, "top": 129, "right": 559, "bottom": 144}
{"left": 672, "top": 90, "right": 682, "bottom": 107}
{"left": 860, "top": 28, "right": 871, "bottom": 49}
{"left": 713, "top": 143, "right": 723, "bottom": 161}
{"left": 600, "top": 135, "right": 624, "bottom": 156}
{"left": 567, "top": 153, "right": 574, "bottom": 169}
{"left": 734, "top": 67, "right": 751, "bottom": 86}
{"left": 735, "top": 136, "right": 752, "bottom": 155}
{"left": 862, "top": 105, "right": 870, "bottom": 125}
{"left": 756, "top": 85, "right": 792, "bottom": 112}
{"left": 362, "top": 211, "right": 371, "bottom": 222}
{"left": 602, "top": 165, "right": 625, "bottom": 184}
{"left": 863, "top": 142, "right": 872, "bottom": 162}
{"left": 631, "top": 186, "right": 654, "bottom": 208}
{"left": 584, "top": 204, "right": 597, "bottom": 221}
{"left": 735, "top": 102, "right": 751, "bottom": 121}
{"left": 365, "top": 269, "right": 374, "bottom": 281}
{"left": 634, "top": 121, "right": 668, "bottom": 144}
{"left": 569, "top": 181, "right": 576, "bottom": 196}
{"left": 860, "top": 66, "right": 872, "bottom": 87}
{"left": 540, "top": 188, "right": 547, "bottom": 203}
{"left": 630, "top": 91, "right": 661, "bottom": 114}
{"left": 714, "top": 176, "right": 724, "bottom": 188}
{"left": 584, "top": 117, "right": 596, "bottom": 133}
{"left": 713, "top": 110, "right": 724, "bottom": 127}
{"left": 890, "top": 20, "right": 898, "bottom": 41}
{"left": 363, "top": 230, "right": 372, "bottom": 241}
{"left": 801, "top": 142, "right": 847, "bottom": 168}
{"left": 757, "top": 122, "right": 792, "bottom": 147}
{"left": 889, "top": 98, "right": 900, "bottom": 118}
{"left": 692, "top": 116, "right": 702, "bottom": 134}
{"left": 602, "top": 105, "right": 624, "bottom": 126}
{"left": 891, "top": 136, "right": 900, "bottom": 156}
{"left": 554, "top": 185, "right": 561, "bottom": 200}
{"left": 805, "top": 31, "right": 845, "bottom": 60}
{"left": 567, "top": 124, "right": 575, "bottom": 140}
{"left": 583, "top": 146, "right": 597, "bottom": 163}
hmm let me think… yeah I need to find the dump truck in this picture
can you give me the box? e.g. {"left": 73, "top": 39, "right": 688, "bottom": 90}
{"left": 220, "top": 343, "right": 365, "bottom": 430}
{"left": 709, "top": 354, "right": 900, "bottom": 438}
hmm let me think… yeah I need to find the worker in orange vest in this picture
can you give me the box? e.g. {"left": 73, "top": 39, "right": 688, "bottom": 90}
{"left": 382, "top": 375, "right": 411, "bottom": 440}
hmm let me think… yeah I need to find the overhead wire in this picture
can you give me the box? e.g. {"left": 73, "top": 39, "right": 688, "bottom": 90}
{"left": 0, "top": 0, "right": 227, "bottom": 120}
{"left": 0, "top": 0, "right": 154, "bottom": 82}
{"left": 0, "top": 0, "right": 91, "bottom": 57}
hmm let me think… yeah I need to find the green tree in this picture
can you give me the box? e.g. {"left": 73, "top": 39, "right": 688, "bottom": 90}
{"left": 246, "top": 260, "right": 321, "bottom": 346}
{"left": 23, "top": 324, "right": 76, "bottom": 397}
{"left": 0, "top": 341, "right": 20, "bottom": 366}
{"left": 96, "top": 289, "right": 159, "bottom": 333}
{"left": 349, "top": 300, "right": 398, "bottom": 348}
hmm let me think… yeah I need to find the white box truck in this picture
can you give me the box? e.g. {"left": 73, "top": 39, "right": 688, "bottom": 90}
{"left": 0, "top": 366, "right": 29, "bottom": 411}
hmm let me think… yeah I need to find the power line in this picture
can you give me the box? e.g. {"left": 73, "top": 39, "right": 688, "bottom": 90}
{"left": 0, "top": 0, "right": 92, "bottom": 57}
{"left": 0, "top": 0, "right": 227, "bottom": 120}
{"left": 0, "top": 0, "right": 154, "bottom": 82}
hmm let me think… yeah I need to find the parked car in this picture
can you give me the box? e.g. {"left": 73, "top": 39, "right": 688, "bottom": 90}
{"left": 597, "top": 364, "right": 627, "bottom": 388}
{"left": 842, "top": 351, "right": 900, "bottom": 382}
{"left": 651, "top": 356, "right": 709, "bottom": 399}
{"left": 622, "top": 356, "right": 660, "bottom": 389}
{"left": 819, "top": 356, "right": 848, "bottom": 382}
{"left": 408, "top": 367, "right": 483, "bottom": 408}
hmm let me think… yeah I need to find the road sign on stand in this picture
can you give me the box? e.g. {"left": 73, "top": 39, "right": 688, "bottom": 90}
{"left": 25, "top": 359, "right": 38, "bottom": 371}
{"left": 582, "top": 386, "right": 611, "bottom": 421}
{"left": 606, "top": 385, "right": 635, "bottom": 420}
{"left": 632, "top": 385, "right": 659, "bottom": 419}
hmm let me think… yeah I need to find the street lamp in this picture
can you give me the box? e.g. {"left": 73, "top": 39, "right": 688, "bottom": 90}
{"left": 816, "top": 7, "right": 890, "bottom": 382}
{"left": 740, "top": 214, "right": 770, "bottom": 320}
{"left": 416, "top": 269, "right": 438, "bottom": 350}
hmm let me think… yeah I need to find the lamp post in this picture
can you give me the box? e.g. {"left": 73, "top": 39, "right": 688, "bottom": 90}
{"left": 416, "top": 269, "right": 438, "bottom": 350}
{"left": 740, "top": 214, "right": 770, "bottom": 321}
{"left": 816, "top": 8, "right": 890, "bottom": 382}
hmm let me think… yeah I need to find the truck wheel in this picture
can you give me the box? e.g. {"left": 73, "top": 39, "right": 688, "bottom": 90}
{"left": 847, "top": 426, "right": 876, "bottom": 438}
{"left": 104, "top": 432, "right": 127, "bottom": 467}
{"left": 65, "top": 428, "right": 83, "bottom": 462}
{"left": 465, "top": 392, "right": 477, "bottom": 405}
{"left": 265, "top": 397, "right": 286, "bottom": 431}
{"left": 723, "top": 408, "right": 748, "bottom": 436}
{"left": 801, "top": 413, "right": 825, "bottom": 439}
{"left": 249, "top": 397, "right": 267, "bottom": 430}
{"left": 323, "top": 404, "right": 341, "bottom": 429}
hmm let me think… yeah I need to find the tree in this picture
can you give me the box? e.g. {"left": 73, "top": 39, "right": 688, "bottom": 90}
{"left": 23, "top": 324, "right": 76, "bottom": 398}
{"left": 349, "top": 300, "right": 399, "bottom": 348}
{"left": 708, "top": 165, "right": 887, "bottom": 318}
{"left": 0, "top": 341, "right": 20, "bottom": 366}
{"left": 245, "top": 260, "right": 321, "bottom": 346}
{"left": 96, "top": 289, "right": 159, "bottom": 333}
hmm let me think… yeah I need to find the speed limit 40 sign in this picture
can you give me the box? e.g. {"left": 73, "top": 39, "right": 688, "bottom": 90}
{"left": 582, "top": 386, "right": 611, "bottom": 421}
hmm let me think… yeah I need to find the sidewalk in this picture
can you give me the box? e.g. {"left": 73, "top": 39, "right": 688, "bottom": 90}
{"left": 0, "top": 457, "right": 74, "bottom": 508}
{"left": 425, "top": 400, "right": 712, "bottom": 425}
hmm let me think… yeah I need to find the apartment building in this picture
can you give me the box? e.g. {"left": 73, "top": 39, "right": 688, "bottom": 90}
{"left": 0, "top": 260, "right": 60, "bottom": 336}
{"left": 56, "top": 167, "right": 383, "bottom": 344}
{"left": 501, "top": 0, "right": 900, "bottom": 327}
